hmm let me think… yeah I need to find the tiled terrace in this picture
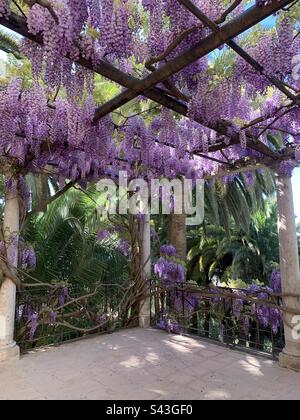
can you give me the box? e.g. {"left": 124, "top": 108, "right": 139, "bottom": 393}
{"left": 0, "top": 328, "right": 299, "bottom": 400}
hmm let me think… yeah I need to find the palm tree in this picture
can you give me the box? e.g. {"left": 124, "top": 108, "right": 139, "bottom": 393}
{"left": 165, "top": 169, "right": 275, "bottom": 267}
{"left": 22, "top": 185, "right": 130, "bottom": 289}
{"left": 187, "top": 198, "right": 280, "bottom": 287}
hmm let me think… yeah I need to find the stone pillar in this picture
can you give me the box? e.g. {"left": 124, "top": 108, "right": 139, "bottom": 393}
{"left": 139, "top": 214, "right": 151, "bottom": 328}
{"left": 0, "top": 190, "right": 20, "bottom": 363}
{"left": 276, "top": 174, "right": 300, "bottom": 371}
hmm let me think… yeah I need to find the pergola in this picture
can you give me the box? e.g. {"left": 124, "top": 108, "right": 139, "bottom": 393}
{"left": 0, "top": 0, "right": 299, "bottom": 371}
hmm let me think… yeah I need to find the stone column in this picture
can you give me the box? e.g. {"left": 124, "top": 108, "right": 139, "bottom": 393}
{"left": 0, "top": 189, "right": 20, "bottom": 363}
{"left": 276, "top": 173, "right": 300, "bottom": 371}
{"left": 139, "top": 214, "right": 151, "bottom": 328}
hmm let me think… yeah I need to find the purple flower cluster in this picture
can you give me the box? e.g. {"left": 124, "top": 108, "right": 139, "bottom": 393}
{"left": 154, "top": 257, "right": 185, "bottom": 287}
{"left": 160, "top": 245, "right": 177, "bottom": 258}
{"left": 0, "top": 0, "right": 9, "bottom": 18}
{"left": 117, "top": 239, "right": 131, "bottom": 257}
{"left": 271, "top": 270, "right": 282, "bottom": 294}
{"left": 209, "top": 277, "right": 283, "bottom": 337}
{"left": 19, "top": 246, "right": 36, "bottom": 271}
{"left": 29, "top": 312, "right": 39, "bottom": 341}
{"left": 20, "top": 0, "right": 134, "bottom": 98}
{"left": 97, "top": 313, "right": 108, "bottom": 325}
{"left": 150, "top": 228, "right": 159, "bottom": 242}
{"left": 157, "top": 315, "right": 180, "bottom": 335}
{"left": 247, "top": 284, "right": 283, "bottom": 335}
{"left": 58, "top": 287, "right": 70, "bottom": 307}
{"left": 97, "top": 229, "right": 110, "bottom": 242}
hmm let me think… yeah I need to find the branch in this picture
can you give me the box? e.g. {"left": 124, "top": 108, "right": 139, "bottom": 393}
{"left": 257, "top": 107, "right": 297, "bottom": 139}
{"left": 177, "top": 0, "right": 297, "bottom": 102}
{"left": 26, "top": 180, "right": 75, "bottom": 220}
{"left": 146, "top": 63, "right": 190, "bottom": 102}
{"left": 204, "top": 146, "right": 297, "bottom": 181}
{"left": 241, "top": 103, "right": 293, "bottom": 130}
{"left": 215, "top": 0, "right": 243, "bottom": 24}
{"left": 12, "top": 0, "right": 27, "bottom": 19}
{"left": 145, "top": 25, "right": 201, "bottom": 67}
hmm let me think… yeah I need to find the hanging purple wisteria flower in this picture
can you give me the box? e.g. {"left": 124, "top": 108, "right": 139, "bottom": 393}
{"left": 154, "top": 257, "right": 185, "bottom": 287}
{"left": 29, "top": 312, "right": 39, "bottom": 340}
{"left": 160, "top": 244, "right": 177, "bottom": 258}
{"left": 271, "top": 270, "right": 282, "bottom": 294}
{"left": 19, "top": 246, "right": 36, "bottom": 271}
{"left": 49, "top": 311, "right": 57, "bottom": 325}
{"left": 97, "top": 229, "right": 110, "bottom": 242}
{"left": 97, "top": 313, "right": 108, "bottom": 325}
{"left": 17, "top": 305, "right": 25, "bottom": 322}
{"left": 243, "top": 316, "right": 250, "bottom": 337}
{"left": 117, "top": 239, "right": 131, "bottom": 257}
{"left": 150, "top": 227, "right": 159, "bottom": 242}
{"left": 232, "top": 292, "right": 246, "bottom": 320}
{"left": 59, "top": 287, "right": 70, "bottom": 306}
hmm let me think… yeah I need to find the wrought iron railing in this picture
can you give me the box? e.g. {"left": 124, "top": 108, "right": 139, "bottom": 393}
{"left": 15, "top": 282, "right": 129, "bottom": 352}
{"left": 150, "top": 282, "right": 285, "bottom": 357}
{"left": 16, "top": 280, "right": 285, "bottom": 357}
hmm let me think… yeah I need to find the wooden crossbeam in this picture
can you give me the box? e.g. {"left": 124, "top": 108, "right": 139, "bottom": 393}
{"left": 177, "top": 0, "right": 297, "bottom": 103}
{"left": 205, "top": 147, "right": 298, "bottom": 180}
{"left": 1, "top": 2, "right": 292, "bottom": 121}
{"left": 92, "top": 0, "right": 295, "bottom": 120}
{"left": 0, "top": 0, "right": 293, "bottom": 161}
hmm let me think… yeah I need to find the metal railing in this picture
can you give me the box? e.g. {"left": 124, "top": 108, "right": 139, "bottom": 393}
{"left": 15, "top": 283, "right": 128, "bottom": 352}
{"left": 16, "top": 280, "right": 285, "bottom": 357}
{"left": 150, "top": 282, "right": 285, "bottom": 358}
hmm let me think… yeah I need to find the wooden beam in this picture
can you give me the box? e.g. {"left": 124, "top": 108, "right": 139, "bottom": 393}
{"left": 205, "top": 147, "right": 297, "bottom": 180}
{"left": 92, "top": 0, "right": 294, "bottom": 119}
{"left": 1, "top": 2, "right": 291, "bottom": 160}
{"left": 1, "top": 0, "right": 294, "bottom": 120}
{"left": 177, "top": 0, "right": 297, "bottom": 102}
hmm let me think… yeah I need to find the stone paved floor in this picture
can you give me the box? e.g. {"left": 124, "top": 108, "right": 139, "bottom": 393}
{"left": 0, "top": 328, "right": 300, "bottom": 400}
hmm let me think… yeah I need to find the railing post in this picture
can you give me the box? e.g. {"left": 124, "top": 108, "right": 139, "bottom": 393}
{"left": 275, "top": 172, "right": 300, "bottom": 371}
{"left": 0, "top": 189, "right": 20, "bottom": 363}
{"left": 139, "top": 214, "right": 151, "bottom": 328}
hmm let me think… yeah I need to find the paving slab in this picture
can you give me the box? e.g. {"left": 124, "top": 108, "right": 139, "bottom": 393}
{"left": 0, "top": 328, "right": 299, "bottom": 400}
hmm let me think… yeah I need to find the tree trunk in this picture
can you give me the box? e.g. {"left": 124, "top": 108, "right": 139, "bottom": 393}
{"left": 35, "top": 173, "right": 49, "bottom": 213}
{"left": 0, "top": 189, "right": 20, "bottom": 362}
{"left": 168, "top": 213, "right": 187, "bottom": 261}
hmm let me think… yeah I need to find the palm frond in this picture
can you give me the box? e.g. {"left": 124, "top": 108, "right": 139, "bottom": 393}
{"left": 0, "top": 28, "right": 22, "bottom": 59}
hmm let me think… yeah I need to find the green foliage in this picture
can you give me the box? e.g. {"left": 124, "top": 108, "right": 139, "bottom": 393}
{"left": 0, "top": 28, "right": 21, "bottom": 60}
{"left": 22, "top": 185, "right": 130, "bottom": 291}
{"left": 187, "top": 197, "right": 280, "bottom": 286}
